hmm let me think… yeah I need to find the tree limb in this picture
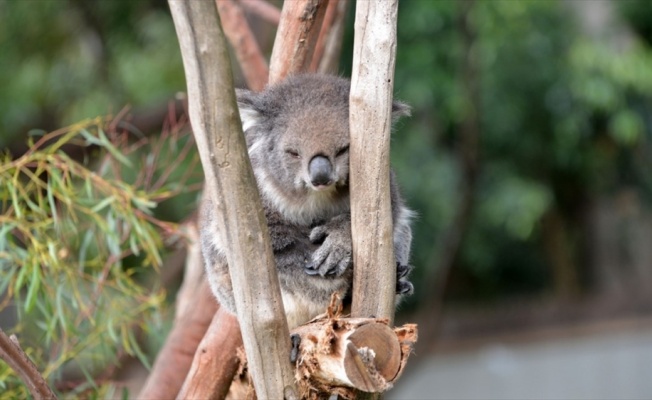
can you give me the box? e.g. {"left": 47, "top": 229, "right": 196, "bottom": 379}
{"left": 216, "top": 0, "right": 269, "bottom": 91}
{"left": 168, "top": 1, "right": 296, "bottom": 398}
{"left": 239, "top": 0, "right": 281, "bottom": 25}
{"left": 310, "top": 0, "right": 349, "bottom": 74}
{"left": 0, "top": 329, "right": 57, "bottom": 400}
{"left": 268, "top": 0, "right": 329, "bottom": 84}
{"left": 138, "top": 280, "right": 218, "bottom": 399}
{"left": 176, "top": 307, "right": 243, "bottom": 400}
{"left": 349, "top": 0, "right": 399, "bottom": 323}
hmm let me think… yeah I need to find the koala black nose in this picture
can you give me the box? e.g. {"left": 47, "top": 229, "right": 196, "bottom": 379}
{"left": 308, "top": 156, "right": 333, "bottom": 187}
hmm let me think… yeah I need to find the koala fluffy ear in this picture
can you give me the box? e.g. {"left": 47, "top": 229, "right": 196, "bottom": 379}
{"left": 391, "top": 100, "right": 412, "bottom": 123}
{"left": 236, "top": 89, "right": 262, "bottom": 132}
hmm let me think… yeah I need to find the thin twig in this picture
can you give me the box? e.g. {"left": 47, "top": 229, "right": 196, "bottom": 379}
{"left": 0, "top": 329, "right": 57, "bottom": 400}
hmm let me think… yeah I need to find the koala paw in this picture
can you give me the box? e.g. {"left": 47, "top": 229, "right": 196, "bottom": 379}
{"left": 304, "top": 224, "right": 352, "bottom": 277}
{"left": 396, "top": 263, "right": 414, "bottom": 295}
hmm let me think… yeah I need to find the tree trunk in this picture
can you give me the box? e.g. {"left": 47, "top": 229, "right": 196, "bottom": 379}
{"left": 349, "top": 0, "right": 399, "bottom": 323}
{"left": 167, "top": 1, "right": 296, "bottom": 398}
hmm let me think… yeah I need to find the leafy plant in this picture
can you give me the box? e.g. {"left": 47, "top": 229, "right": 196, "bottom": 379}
{"left": 0, "top": 116, "right": 200, "bottom": 396}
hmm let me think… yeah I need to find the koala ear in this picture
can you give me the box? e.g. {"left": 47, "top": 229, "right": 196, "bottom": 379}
{"left": 236, "top": 89, "right": 262, "bottom": 132}
{"left": 391, "top": 100, "right": 411, "bottom": 123}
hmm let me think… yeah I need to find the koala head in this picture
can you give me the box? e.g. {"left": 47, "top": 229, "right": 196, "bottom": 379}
{"left": 237, "top": 74, "right": 410, "bottom": 225}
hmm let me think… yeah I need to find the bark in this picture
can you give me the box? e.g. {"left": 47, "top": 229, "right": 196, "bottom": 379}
{"left": 349, "top": 0, "right": 399, "bottom": 323}
{"left": 239, "top": 0, "right": 282, "bottom": 25}
{"left": 138, "top": 280, "right": 218, "bottom": 399}
{"left": 168, "top": 1, "right": 296, "bottom": 398}
{"left": 216, "top": 0, "right": 269, "bottom": 91}
{"left": 310, "top": 0, "right": 349, "bottom": 74}
{"left": 268, "top": 0, "right": 329, "bottom": 84}
{"left": 176, "top": 308, "right": 243, "bottom": 400}
{"left": 137, "top": 220, "right": 218, "bottom": 399}
{"left": 0, "top": 329, "right": 56, "bottom": 400}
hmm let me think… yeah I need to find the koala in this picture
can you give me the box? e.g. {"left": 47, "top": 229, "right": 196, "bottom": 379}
{"left": 200, "top": 74, "right": 414, "bottom": 329}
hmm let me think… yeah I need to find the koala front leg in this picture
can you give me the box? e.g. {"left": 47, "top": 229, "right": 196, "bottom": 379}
{"left": 305, "top": 213, "right": 352, "bottom": 277}
{"left": 307, "top": 211, "right": 415, "bottom": 297}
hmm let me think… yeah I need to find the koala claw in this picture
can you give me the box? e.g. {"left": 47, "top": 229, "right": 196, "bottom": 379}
{"left": 396, "top": 279, "right": 414, "bottom": 295}
{"left": 396, "top": 262, "right": 413, "bottom": 279}
{"left": 396, "top": 263, "right": 414, "bottom": 295}
{"left": 305, "top": 232, "right": 352, "bottom": 277}
{"left": 303, "top": 265, "right": 320, "bottom": 275}
{"left": 290, "top": 333, "right": 301, "bottom": 363}
{"left": 305, "top": 251, "right": 351, "bottom": 277}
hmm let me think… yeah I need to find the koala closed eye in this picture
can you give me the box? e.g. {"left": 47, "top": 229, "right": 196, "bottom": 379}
{"left": 335, "top": 145, "right": 349, "bottom": 157}
{"left": 285, "top": 149, "right": 300, "bottom": 158}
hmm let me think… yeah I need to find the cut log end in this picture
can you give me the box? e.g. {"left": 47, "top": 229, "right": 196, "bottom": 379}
{"left": 345, "top": 323, "right": 401, "bottom": 391}
{"left": 230, "top": 299, "right": 418, "bottom": 399}
{"left": 290, "top": 300, "right": 418, "bottom": 398}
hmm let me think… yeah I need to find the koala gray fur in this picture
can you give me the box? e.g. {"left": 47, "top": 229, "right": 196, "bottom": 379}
{"left": 200, "top": 74, "right": 414, "bottom": 329}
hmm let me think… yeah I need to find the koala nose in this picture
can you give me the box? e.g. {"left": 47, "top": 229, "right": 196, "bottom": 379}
{"left": 308, "top": 156, "right": 333, "bottom": 188}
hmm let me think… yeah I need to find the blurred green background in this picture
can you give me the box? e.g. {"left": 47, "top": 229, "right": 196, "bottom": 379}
{"left": 2, "top": 0, "right": 652, "bottom": 396}
{"left": 3, "top": 0, "right": 652, "bottom": 314}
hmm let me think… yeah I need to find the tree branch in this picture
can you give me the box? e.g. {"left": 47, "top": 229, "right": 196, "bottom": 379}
{"left": 239, "top": 0, "right": 281, "bottom": 25}
{"left": 349, "top": 0, "right": 399, "bottom": 323}
{"left": 216, "top": 0, "right": 269, "bottom": 91}
{"left": 310, "top": 0, "right": 349, "bottom": 74}
{"left": 176, "top": 307, "right": 243, "bottom": 400}
{"left": 167, "top": 1, "right": 296, "bottom": 398}
{"left": 0, "top": 329, "right": 57, "bottom": 400}
{"left": 138, "top": 280, "right": 218, "bottom": 399}
{"left": 268, "top": 0, "right": 329, "bottom": 84}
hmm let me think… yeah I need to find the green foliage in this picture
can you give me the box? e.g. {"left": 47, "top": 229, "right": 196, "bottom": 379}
{"left": 0, "top": 119, "right": 199, "bottom": 396}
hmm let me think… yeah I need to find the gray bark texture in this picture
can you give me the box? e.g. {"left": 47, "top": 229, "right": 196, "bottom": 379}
{"left": 167, "top": 1, "right": 296, "bottom": 398}
{"left": 349, "top": 0, "right": 400, "bottom": 324}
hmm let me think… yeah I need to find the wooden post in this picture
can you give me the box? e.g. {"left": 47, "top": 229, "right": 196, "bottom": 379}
{"left": 167, "top": 1, "right": 296, "bottom": 398}
{"left": 349, "top": 0, "right": 400, "bottom": 323}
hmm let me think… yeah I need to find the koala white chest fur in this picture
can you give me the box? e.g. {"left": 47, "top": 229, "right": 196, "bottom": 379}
{"left": 200, "top": 74, "right": 414, "bottom": 329}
